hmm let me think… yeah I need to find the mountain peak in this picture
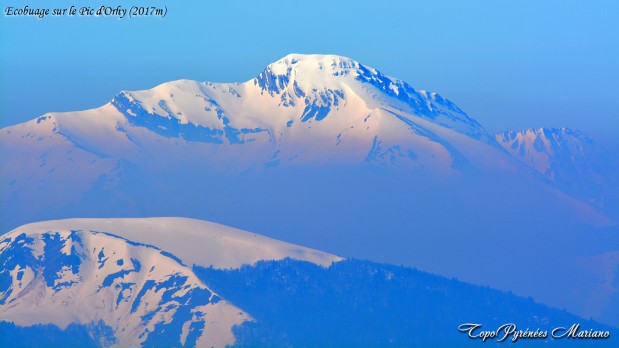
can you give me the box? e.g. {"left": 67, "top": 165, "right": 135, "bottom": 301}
{"left": 248, "top": 54, "right": 484, "bottom": 138}
{"left": 252, "top": 53, "right": 365, "bottom": 96}
{"left": 268, "top": 53, "right": 362, "bottom": 75}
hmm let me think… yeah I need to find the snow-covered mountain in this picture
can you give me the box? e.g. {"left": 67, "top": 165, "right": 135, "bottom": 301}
{"left": 496, "top": 128, "right": 619, "bottom": 213}
{"left": 1, "top": 54, "right": 507, "bottom": 233}
{"left": 1, "top": 54, "right": 610, "bottom": 230}
{"left": 2, "top": 218, "right": 617, "bottom": 347}
{"left": 2, "top": 54, "right": 493, "bottom": 173}
{"left": 1, "top": 54, "right": 618, "bottom": 328}
{"left": 0, "top": 218, "right": 341, "bottom": 347}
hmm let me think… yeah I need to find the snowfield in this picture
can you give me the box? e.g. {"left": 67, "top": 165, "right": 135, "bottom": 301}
{"left": 0, "top": 217, "right": 342, "bottom": 347}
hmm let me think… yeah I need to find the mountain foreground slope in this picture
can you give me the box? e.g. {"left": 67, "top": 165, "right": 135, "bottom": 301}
{"left": 1, "top": 217, "right": 616, "bottom": 347}
{"left": 0, "top": 217, "right": 340, "bottom": 347}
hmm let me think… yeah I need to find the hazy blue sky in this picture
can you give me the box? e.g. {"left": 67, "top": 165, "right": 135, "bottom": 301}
{"left": 2, "top": 0, "right": 618, "bottom": 147}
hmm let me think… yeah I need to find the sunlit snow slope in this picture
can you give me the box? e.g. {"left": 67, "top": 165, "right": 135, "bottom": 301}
{"left": 0, "top": 218, "right": 342, "bottom": 347}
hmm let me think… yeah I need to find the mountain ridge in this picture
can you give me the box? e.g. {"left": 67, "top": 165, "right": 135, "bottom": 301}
{"left": 0, "top": 217, "right": 342, "bottom": 347}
